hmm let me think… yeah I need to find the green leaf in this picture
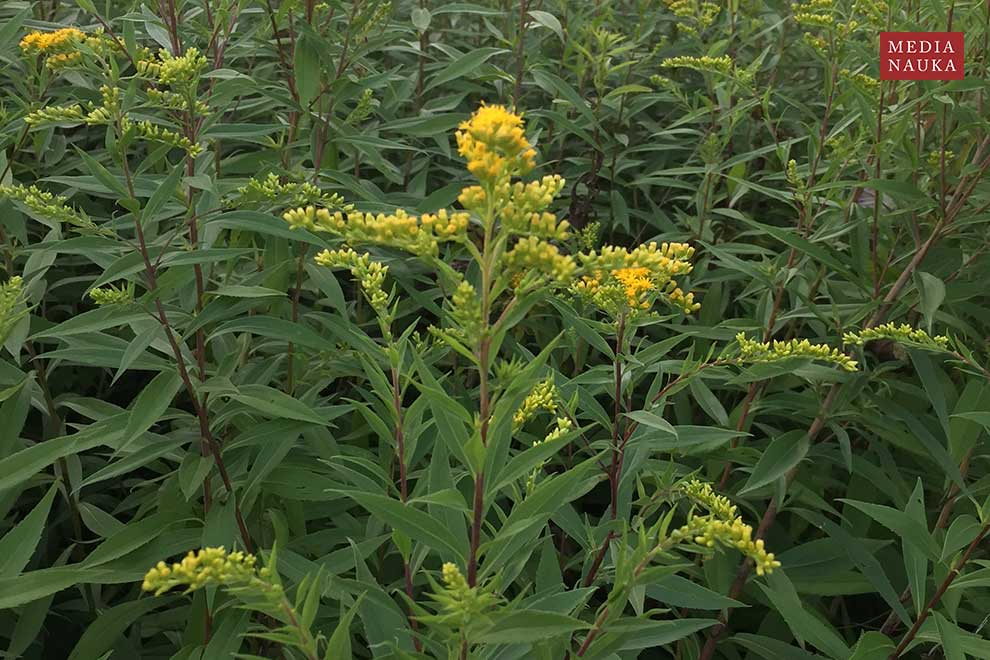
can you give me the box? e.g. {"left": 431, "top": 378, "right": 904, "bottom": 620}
{"left": 476, "top": 610, "right": 589, "bottom": 643}
{"left": 425, "top": 47, "right": 508, "bottom": 91}
{"left": 229, "top": 385, "right": 327, "bottom": 425}
{"left": 122, "top": 369, "right": 182, "bottom": 447}
{"left": 294, "top": 33, "right": 321, "bottom": 107}
{"left": 336, "top": 491, "right": 466, "bottom": 561}
{"left": 759, "top": 573, "right": 850, "bottom": 660}
{"left": 0, "top": 484, "right": 58, "bottom": 578}
{"left": 325, "top": 595, "right": 363, "bottom": 660}
{"left": 848, "top": 632, "right": 895, "bottom": 660}
{"left": 740, "top": 431, "right": 808, "bottom": 494}
{"left": 142, "top": 161, "right": 184, "bottom": 222}
{"left": 67, "top": 596, "right": 170, "bottom": 660}
{"left": 411, "top": 7, "right": 431, "bottom": 31}
{"left": 839, "top": 499, "right": 940, "bottom": 559}
{"left": 528, "top": 10, "right": 563, "bottom": 41}
{"left": 933, "top": 612, "right": 966, "bottom": 660}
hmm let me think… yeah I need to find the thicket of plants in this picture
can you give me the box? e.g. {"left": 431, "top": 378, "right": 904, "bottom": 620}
{"left": 1, "top": 0, "right": 989, "bottom": 657}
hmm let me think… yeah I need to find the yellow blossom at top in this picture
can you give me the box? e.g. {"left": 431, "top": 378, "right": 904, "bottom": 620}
{"left": 575, "top": 242, "right": 701, "bottom": 315}
{"left": 456, "top": 104, "right": 536, "bottom": 181}
{"left": 20, "top": 27, "right": 84, "bottom": 54}
{"left": 612, "top": 267, "right": 653, "bottom": 308}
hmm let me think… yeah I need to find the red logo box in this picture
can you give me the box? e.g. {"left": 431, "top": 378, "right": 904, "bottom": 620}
{"left": 880, "top": 32, "right": 964, "bottom": 80}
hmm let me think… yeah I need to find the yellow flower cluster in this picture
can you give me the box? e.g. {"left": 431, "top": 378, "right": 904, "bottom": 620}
{"left": 20, "top": 28, "right": 85, "bottom": 68}
{"left": 613, "top": 267, "right": 654, "bottom": 308}
{"left": 456, "top": 104, "right": 536, "bottom": 181}
{"left": 843, "top": 323, "right": 950, "bottom": 351}
{"left": 504, "top": 236, "right": 577, "bottom": 286}
{"left": 314, "top": 248, "right": 390, "bottom": 313}
{"left": 736, "top": 332, "right": 858, "bottom": 372}
{"left": 89, "top": 282, "right": 134, "bottom": 306}
{"left": 284, "top": 207, "right": 468, "bottom": 257}
{"left": 673, "top": 515, "right": 781, "bottom": 576}
{"left": 142, "top": 547, "right": 275, "bottom": 596}
{"left": 513, "top": 378, "right": 557, "bottom": 430}
{"left": 576, "top": 242, "right": 700, "bottom": 315}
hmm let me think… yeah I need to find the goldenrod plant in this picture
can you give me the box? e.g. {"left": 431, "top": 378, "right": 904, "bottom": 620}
{"left": 1, "top": 1, "right": 990, "bottom": 659}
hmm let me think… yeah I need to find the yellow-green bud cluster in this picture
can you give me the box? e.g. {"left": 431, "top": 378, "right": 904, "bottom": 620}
{"left": 661, "top": 55, "right": 733, "bottom": 75}
{"left": 926, "top": 151, "right": 954, "bottom": 168}
{"left": 679, "top": 479, "right": 737, "bottom": 520}
{"left": 840, "top": 69, "right": 879, "bottom": 93}
{"left": 785, "top": 159, "right": 803, "bottom": 189}
{"left": 803, "top": 33, "right": 828, "bottom": 54}
{"left": 346, "top": 88, "right": 376, "bottom": 126}
{"left": 736, "top": 332, "right": 858, "bottom": 372}
{"left": 449, "top": 279, "right": 482, "bottom": 346}
{"left": 238, "top": 174, "right": 351, "bottom": 211}
{"left": 670, "top": 515, "right": 781, "bottom": 576}
{"left": 843, "top": 323, "right": 950, "bottom": 351}
{"left": 0, "top": 184, "right": 99, "bottom": 232}
{"left": 137, "top": 47, "right": 208, "bottom": 88}
{"left": 89, "top": 282, "right": 134, "bottom": 306}
{"left": 142, "top": 547, "right": 276, "bottom": 596}
{"left": 794, "top": 0, "right": 835, "bottom": 29}
{"left": 526, "top": 416, "right": 572, "bottom": 494}
{"left": 795, "top": 11, "right": 834, "bottom": 27}
{"left": 429, "top": 562, "right": 498, "bottom": 628}
{"left": 661, "top": 0, "right": 720, "bottom": 33}
{"left": 314, "top": 248, "right": 390, "bottom": 313}
{"left": 146, "top": 88, "right": 210, "bottom": 115}
{"left": 513, "top": 378, "right": 557, "bottom": 430}
{"left": 504, "top": 236, "right": 577, "bottom": 286}
{"left": 0, "top": 276, "right": 27, "bottom": 345}
{"left": 539, "top": 416, "right": 571, "bottom": 444}
{"left": 853, "top": 0, "right": 888, "bottom": 27}
{"left": 24, "top": 104, "right": 86, "bottom": 126}
{"left": 124, "top": 119, "right": 202, "bottom": 157}
{"left": 469, "top": 175, "right": 570, "bottom": 240}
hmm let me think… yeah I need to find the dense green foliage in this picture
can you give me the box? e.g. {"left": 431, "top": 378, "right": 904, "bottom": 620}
{"left": 1, "top": 0, "right": 989, "bottom": 658}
